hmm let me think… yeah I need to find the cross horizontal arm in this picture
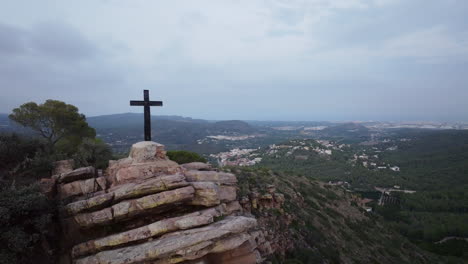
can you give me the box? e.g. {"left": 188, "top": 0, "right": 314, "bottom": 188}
{"left": 149, "top": 101, "right": 163, "bottom": 106}
{"left": 130, "top": 100, "right": 145, "bottom": 106}
{"left": 130, "top": 101, "right": 163, "bottom": 106}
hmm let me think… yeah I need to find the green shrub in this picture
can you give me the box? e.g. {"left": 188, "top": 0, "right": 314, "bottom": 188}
{"left": 285, "top": 248, "right": 326, "bottom": 264}
{"left": 418, "top": 240, "right": 468, "bottom": 259}
{"left": 0, "top": 185, "right": 55, "bottom": 264}
{"left": 0, "top": 133, "right": 52, "bottom": 184}
{"left": 166, "top": 150, "right": 207, "bottom": 164}
{"left": 73, "top": 138, "right": 113, "bottom": 169}
{"left": 0, "top": 134, "right": 44, "bottom": 171}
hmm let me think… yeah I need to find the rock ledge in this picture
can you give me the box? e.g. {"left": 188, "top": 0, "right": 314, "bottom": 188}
{"left": 46, "top": 141, "right": 271, "bottom": 264}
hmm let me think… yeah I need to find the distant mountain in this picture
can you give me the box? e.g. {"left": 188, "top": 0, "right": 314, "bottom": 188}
{"left": 87, "top": 113, "right": 254, "bottom": 135}
{"left": 246, "top": 120, "right": 331, "bottom": 127}
{"left": 323, "top": 122, "right": 369, "bottom": 133}
{"left": 321, "top": 122, "right": 371, "bottom": 142}
{"left": 85, "top": 113, "right": 256, "bottom": 153}
{"left": 1, "top": 112, "right": 257, "bottom": 153}
{"left": 86, "top": 113, "right": 208, "bottom": 129}
{"left": 211, "top": 120, "right": 255, "bottom": 134}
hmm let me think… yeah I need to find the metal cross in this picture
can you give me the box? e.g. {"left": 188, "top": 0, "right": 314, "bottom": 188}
{"left": 130, "top": 90, "right": 163, "bottom": 141}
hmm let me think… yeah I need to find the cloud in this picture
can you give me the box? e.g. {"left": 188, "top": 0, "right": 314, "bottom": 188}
{"left": 382, "top": 26, "right": 468, "bottom": 60}
{"left": 55, "top": 0, "right": 395, "bottom": 68}
{"left": 29, "top": 22, "right": 98, "bottom": 60}
{"left": 0, "top": 0, "right": 467, "bottom": 121}
{"left": 0, "top": 23, "right": 27, "bottom": 54}
{"left": 0, "top": 22, "right": 126, "bottom": 115}
{"left": 0, "top": 21, "right": 98, "bottom": 60}
{"left": 132, "top": 0, "right": 423, "bottom": 70}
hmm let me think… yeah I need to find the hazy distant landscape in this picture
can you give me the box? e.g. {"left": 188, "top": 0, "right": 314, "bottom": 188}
{"left": 82, "top": 114, "right": 468, "bottom": 259}
{"left": 4, "top": 112, "right": 466, "bottom": 153}
{"left": 2, "top": 0, "right": 468, "bottom": 263}
{"left": 2, "top": 111, "right": 468, "bottom": 261}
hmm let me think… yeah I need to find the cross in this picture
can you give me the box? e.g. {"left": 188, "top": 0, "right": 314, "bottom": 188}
{"left": 130, "top": 90, "right": 163, "bottom": 141}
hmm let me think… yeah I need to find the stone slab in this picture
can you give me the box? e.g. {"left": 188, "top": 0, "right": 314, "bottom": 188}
{"left": 75, "top": 216, "right": 257, "bottom": 264}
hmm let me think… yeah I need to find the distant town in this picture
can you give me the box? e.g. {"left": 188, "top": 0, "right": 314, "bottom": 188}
{"left": 271, "top": 121, "right": 468, "bottom": 131}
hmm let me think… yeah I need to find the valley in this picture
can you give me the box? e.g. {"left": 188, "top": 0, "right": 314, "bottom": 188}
{"left": 2, "top": 112, "right": 468, "bottom": 261}
{"left": 86, "top": 114, "right": 468, "bottom": 260}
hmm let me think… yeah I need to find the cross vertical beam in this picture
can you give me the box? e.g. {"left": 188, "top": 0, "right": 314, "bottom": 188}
{"left": 143, "top": 90, "right": 151, "bottom": 141}
{"left": 130, "top": 90, "right": 163, "bottom": 141}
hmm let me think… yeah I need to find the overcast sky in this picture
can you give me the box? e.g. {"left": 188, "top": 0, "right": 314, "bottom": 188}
{"left": 0, "top": 0, "right": 467, "bottom": 121}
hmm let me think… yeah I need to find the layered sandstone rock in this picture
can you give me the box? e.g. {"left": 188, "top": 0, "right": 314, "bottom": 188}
{"left": 75, "top": 217, "right": 257, "bottom": 264}
{"left": 181, "top": 162, "right": 212, "bottom": 171}
{"left": 47, "top": 141, "right": 271, "bottom": 264}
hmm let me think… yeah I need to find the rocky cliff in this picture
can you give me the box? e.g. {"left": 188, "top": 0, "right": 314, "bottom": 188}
{"left": 42, "top": 141, "right": 271, "bottom": 264}
{"left": 39, "top": 142, "right": 450, "bottom": 264}
{"left": 231, "top": 167, "right": 448, "bottom": 264}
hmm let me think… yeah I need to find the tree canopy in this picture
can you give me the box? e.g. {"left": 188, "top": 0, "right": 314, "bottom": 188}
{"left": 9, "top": 100, "right": 95, "bottom": 153}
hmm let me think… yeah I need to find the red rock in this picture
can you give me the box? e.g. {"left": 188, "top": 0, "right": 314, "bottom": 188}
{"left": 129, "top": 141, "right": 167, "bottom": 162}
{"left": 65, "top": 193, "right": 114, "bottom": 215}
{"left": 190, "top": 182, "right": 220, "bottom": 206}
{"left": 75, "top": 216, "right": 257, "bottom": 264}
{"left": 218, "top": 186, "right": 237, "bottom": 203}
{"left": 73, "top": 186, "right": 195, "bottom": 228}
{"left": 185, "top": 171, "right": 237, "bottom": 185}
{"left": 58, "top": 166, "right": 95, "bottom": 183}
{"left": 52, "top": 141, "right": 267, "bottom": 264}
{"left": 58, "top": 177, "right": 106, "bottom": 199}
{"left": 207, "top": 240, "right": 259, "bottom": 264}
{"left": 112, "top": 174, "right": 188, "bottom": 201}
{"left": 109, "top": 161, "right": 181, "bottom": 187}
{"left": 72, "top": 204, "right": 232, "bottom": 257}
{"left": 181, "top": 162, "right": 212, "bottom": 171}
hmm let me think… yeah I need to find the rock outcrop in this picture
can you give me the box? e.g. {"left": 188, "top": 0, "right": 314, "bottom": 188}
{"left": 48, "top": 141, "right": 271, "bottom": 264}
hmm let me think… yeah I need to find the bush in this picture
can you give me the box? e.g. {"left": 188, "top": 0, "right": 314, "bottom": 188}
{"left": 285, "top": 249, "right": 325, "bottom": 264}
{"left": 0, "top": 185, "right": 55, "bottom": 264}
{"left": 418, "top": 240, "right": 468, "bottom": 259}
{"left": 0, "top": 134, "right": 44, "bottom": 172}
{"left": 0, "top": 133, "right": 52, "bottom": 185}
{"left": 73, "top": 138, "right": 113, "bottom": 169}
{"left": 166, "top": 150, "right": 207, "bottom": 164}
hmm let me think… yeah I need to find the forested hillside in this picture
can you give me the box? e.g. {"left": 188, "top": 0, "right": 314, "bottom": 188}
{"left": 378, "top": 130, "right": 468, "bottom": 258}
{"left": 87, "top": 113, "right": 257, "bottom": 153}
{"left": 252, "top": 130, "right": 468, "bottom": 260}
{"left": 231, "top": 167, "right": 455, "bottom": 263}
